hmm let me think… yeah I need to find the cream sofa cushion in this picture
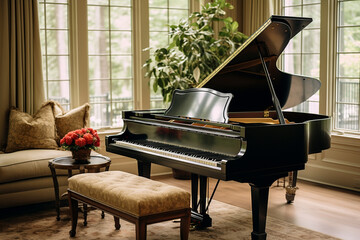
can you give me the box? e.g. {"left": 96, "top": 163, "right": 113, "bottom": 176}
{"left": 0, "top": 149, "right": 71, "bottom": 184}
{"left": 68, "top": 171, "right": 190, "bottom": 216}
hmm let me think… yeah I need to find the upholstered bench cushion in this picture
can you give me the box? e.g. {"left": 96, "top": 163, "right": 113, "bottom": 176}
{"left": 0, "top": 149, "right": 72, "bottom": 184}
{"left": 68, "top": 171, "right": 190, "bottom": 216}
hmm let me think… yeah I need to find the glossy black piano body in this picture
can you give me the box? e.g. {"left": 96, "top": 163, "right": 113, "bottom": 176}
{"left": 106, "top": 15, "right": 331, "bottom": 240}
{"left": 106, "top": 107, "right": 330, "bottom": 181}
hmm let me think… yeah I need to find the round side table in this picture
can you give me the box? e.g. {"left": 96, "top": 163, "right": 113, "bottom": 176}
{"left": 48, "top": 155, "right": 111, "bottom": 223}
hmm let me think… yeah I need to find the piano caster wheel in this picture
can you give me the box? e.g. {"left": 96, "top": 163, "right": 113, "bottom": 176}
{"left": 191, "top": 212, "right": 212, "bottom": 229}
{"left": 285, "top": 186, "right": 298, "bottom": 203}
{"left": 286, "top": 193, "right": 295, "bottom": 203}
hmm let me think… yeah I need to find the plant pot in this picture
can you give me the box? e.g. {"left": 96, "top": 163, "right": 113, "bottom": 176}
{"left": 172, "top": 168, "right": 191, "bottom": 180}
{"left": 72, "top": 149, "right": 91, "bottom": 164}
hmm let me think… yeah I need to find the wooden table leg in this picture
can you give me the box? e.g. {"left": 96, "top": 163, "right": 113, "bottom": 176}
{"left": 49, "top": 165, "right": 60, "bottom": 221}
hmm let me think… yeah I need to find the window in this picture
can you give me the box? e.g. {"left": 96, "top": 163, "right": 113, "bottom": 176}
{"left": 39, "top": 0, "right": 190, "bottom": 128}
{"left": 39, "top": 0, "right": 70, "bottom": 110}
{"left": 335, "top": 0, "right": 360, "bottom": 131}
{"left": 282, "top": 0, "right": 321, "bottom": 114}
{"left": 148, "top": 0, "right": 189, "bottom": 109}
{"left": 87, "top": 0, "right": 133, "bottom": 128}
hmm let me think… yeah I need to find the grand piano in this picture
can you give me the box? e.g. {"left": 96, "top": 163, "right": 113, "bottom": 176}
{"left": 106, "top": 15, "right": 331, "bottom": 240}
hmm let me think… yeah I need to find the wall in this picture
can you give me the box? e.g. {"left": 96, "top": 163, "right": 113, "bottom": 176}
{"left": 299, "top": 135, "right": 360, "bottom": 192}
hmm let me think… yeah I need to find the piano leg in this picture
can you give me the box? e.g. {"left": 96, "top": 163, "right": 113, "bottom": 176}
{"left": 249, "top": 176, "right": 280, "bottom": 240}
{"left": 285, "top": 170, "right": 298, "bottom": 203}
{"left": 190, "top": 174, "right": 212, "bottom": 229}
{"left": 137, "top": 160, "right": 151, "bottom": 178}
{"left": 191, "top": 174, "right": 198, "bottom": 212}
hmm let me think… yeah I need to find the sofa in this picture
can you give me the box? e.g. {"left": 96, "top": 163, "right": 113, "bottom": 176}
{"left": 0, "top": 101, "right": 96, "bottom": 209}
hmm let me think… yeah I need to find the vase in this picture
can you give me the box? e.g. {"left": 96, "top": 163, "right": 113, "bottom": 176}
{"left": 72, "top": 149, "right": 91, "bottom": 163}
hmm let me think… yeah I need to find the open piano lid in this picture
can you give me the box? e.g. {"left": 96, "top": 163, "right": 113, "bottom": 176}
{"left": 197, "top": 15, "right": 320, "bottom": 112}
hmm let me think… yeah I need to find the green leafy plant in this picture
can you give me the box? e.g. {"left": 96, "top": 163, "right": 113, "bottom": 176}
{"left": 144, "top": 0, "right": 248, "bottom": 102}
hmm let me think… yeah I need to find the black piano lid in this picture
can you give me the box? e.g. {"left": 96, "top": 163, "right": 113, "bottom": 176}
{"left": 197, "top": 15, "right": 321, "bottom": 112}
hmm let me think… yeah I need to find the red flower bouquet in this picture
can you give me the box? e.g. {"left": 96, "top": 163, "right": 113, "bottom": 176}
{"left": 60, "top": 128, "right": 100, "bottom": 163}
{"left": 60, "top": 128, "right": 100, "bottom": 151}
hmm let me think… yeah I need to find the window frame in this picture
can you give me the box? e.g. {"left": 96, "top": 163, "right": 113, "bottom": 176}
{"left": 66, "top": 0, "right": 192, "bottom": 129}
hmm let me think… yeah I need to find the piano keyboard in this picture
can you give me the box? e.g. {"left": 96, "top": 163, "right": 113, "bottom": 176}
{"left": 114, "top": 139, "right": 225, "bottom": 167}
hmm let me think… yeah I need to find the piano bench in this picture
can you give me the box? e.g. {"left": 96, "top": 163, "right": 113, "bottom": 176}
{"left": 67, "top": 171, "right": 191, "bottom": 240}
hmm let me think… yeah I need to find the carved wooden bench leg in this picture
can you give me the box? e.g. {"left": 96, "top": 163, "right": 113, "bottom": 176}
{"left": 136, "top": 220, "right": 147, "bottom": 240}
{"left": 181, "top": 210, "right": 191, "bottom": 240}
{"left": 114, "top": 216, "right": 121, "bottom": 230}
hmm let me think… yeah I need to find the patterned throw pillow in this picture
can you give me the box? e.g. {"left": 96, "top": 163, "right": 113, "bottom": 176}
{"left": 5, "top": 102, "right": 59, "bottom": 153}
{"left": 55, "top": 103, "right": 90, "bottom": 141}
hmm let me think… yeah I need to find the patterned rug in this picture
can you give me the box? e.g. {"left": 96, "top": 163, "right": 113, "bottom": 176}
{"left": 0, "top": 200, "right": 339, "bottom": 240}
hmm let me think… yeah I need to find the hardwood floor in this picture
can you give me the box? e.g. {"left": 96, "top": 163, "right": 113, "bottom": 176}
{"left": 153, "top": 174, "right": 360, "bottom": 240}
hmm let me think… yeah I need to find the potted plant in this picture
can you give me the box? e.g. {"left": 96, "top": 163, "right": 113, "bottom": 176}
{"left": 144, "top": 0, "right": 247, "bottom": 179}
{"left": 144, "top": 0, "right": 248, "bottom": 103}
{"left": 60, "top": 128, "right": 100, "bottom": 163}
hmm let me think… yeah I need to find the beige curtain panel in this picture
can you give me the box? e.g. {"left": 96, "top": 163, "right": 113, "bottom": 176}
{"left": 241, "top": 0, "right": 282, "bottom": 36}
{"left": 0, "top": 0, "right": 45, "bottom": 150}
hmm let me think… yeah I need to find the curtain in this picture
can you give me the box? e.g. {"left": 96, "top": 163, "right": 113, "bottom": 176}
{"left": 241, "top": 0, "right": 282, "bottom": 36}
{"left": 0, "top": 0, "right": 45, "bottom": 150}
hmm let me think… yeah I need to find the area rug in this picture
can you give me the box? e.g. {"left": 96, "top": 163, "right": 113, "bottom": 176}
{"left": 0, "top": 200, "right": 340, "bottom": 240}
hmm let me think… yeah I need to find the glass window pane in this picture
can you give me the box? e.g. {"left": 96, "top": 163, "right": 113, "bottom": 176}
{"left": 112, "top": 80, "right": 133, "bottom": 99}
{"left": 169, "top": 9, "right": 188, "bottom": 26}
{"left": 111, "top": 56, "right": 132, "bottom": 78}
{"left": 89, "top": 56, "right": 110, "bottom": 79}
{"left": 111, "top": 0, "right": 131, "bottom": 7}
{"left": 88, "top": 6, "right": 109, "bottom": 30}
{"left": 338, "top": 53, "right": 360, "bottom": 77}
{"left": 303, "top": 0, "right": 320, "bottom": 4}
{"left": 169, "top": 0, "right": 188, "bottom": 9}
{"left": 302, "top": 29, "right": 320, "bottom": 53}
{"left": 111, "top": 32, "right": 132, "bottom": 54}
{"left": 39, "top": 3, "right": 45, "bottom": 29}
{"left": 303, "top": 4, "right": 320, "bottom": 28}
{"left": 338, "top": 27, "right": 360, "bottom": 52}
{"left": 90, "top": 103, "right": 111, "bottom": 128}
{"left": 149, "top": 0, "right": 168, "bottom": 8}
{"left": 336, "top": 79, "right": 359, "bottom": 103}
{"left": 88, "top": 31, "right": 110, "bottom": 54}
{"left": 111, "top": 7, "right": 131, "bottom": 30}
{"left": 283, "top": 54, "right": 301, "bottom": 75}
{"left": 302, "top": 54, "right": 320, "bottom": 77}
{"left": 284, "top": 33, "right": 301, "bottom": 53}
{"left": 40, "top": 30, "right": 46, "bottom": 55}
{"left": 89, "top": 80, "right": 110, "bottom": 97}
{"left": 46, "top": 4, "right": 68, "bottom": 29}
{"left": 112, "top": 102, "right": 133, "bottom": 124}
{"left": 47, "top": 56, "right": 69, "bottom": 80}
{"left": 48, "top": 81, "right": 70, "bottom": 101}
{"left": 46, "top": 30, "right": 68, "bottom": 54}
{"left": 149, "top": 32, "right": 169, "bottom": 52}
{"left": 88, "top": 0, "right": 108, "bottom": 5}
{"left": 336, "top": 103, "right": 359, "bottom": 130}
{"left": 284, "top": 6, "right": 301, "bottom": 16}
{"left": 149, "top": 9, "right": 168, "bottom": 31}
{"left": 339, "top": 1, "right": 360, "bottom": 26}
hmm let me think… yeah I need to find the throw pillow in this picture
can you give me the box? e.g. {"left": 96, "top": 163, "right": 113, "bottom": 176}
{"left": 5, "top": 102, "right": 58, "bottom": 153}
{"left": 55, "top": 103, "right": 90, "bottom": 140}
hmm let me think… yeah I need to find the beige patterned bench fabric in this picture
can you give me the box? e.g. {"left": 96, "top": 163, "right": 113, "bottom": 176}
{"left": 68, "top": 171, "right": 190, "bottom": 216}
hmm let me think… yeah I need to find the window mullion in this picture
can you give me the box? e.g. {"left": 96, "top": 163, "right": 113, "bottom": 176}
{"left": 133, "top": 0, "right": 150, "bottom": 110}
{"left": 69, "top": 0, "right": 89, "bottom": 108}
